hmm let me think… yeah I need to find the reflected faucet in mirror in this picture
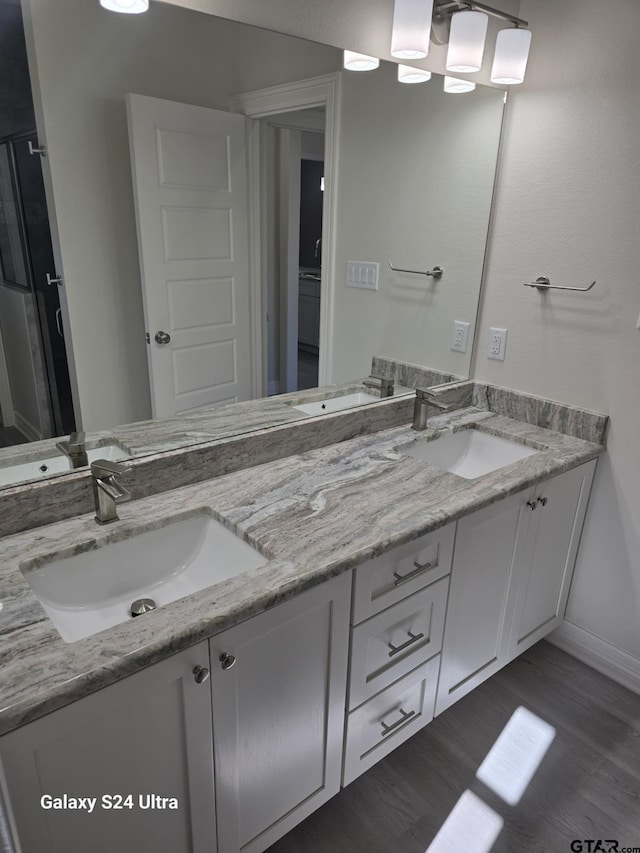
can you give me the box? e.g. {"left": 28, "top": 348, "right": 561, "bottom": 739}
{"left": 55, "top": 431, "right": 88, "bottom": 469}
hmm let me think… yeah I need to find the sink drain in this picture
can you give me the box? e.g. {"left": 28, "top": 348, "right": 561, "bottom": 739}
{"left": 130, "top": 598, "right": 156, "bottom": 617}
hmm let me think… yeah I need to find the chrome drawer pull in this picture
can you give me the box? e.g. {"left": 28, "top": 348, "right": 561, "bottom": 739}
{"left": 387, "top": 630, "right": 425, "bottom": 658}
{"left": 380, "top": 707, "right": 416, "bottom": 736}
{"left": 393, "top": 559, "right": 436, "bottom": 587}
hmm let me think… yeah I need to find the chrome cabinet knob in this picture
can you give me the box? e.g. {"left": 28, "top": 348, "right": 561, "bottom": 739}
{"left": 154, "top": 330, "right": 171, "bottom": 344}
{"left": 192, "top": 665, "right": 210, "bottom": 684}
{"left": 537, "top": 496, "right": 548, "bottom": 507}
{"left": 219, "top": 653, "right": 236, "bottom": 671}
{"left": 526, "top": 500, "right": 537, "bottom": 511}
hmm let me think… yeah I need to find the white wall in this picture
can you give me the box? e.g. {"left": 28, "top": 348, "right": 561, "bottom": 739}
{"left": 473, "top": 0, "right": 640, "bottom": 662}
{"left": 330, "top": 61, "right": 504, "bottom": 382}
{"left": 22, "top": 0, "right": 339, "bottom": 430}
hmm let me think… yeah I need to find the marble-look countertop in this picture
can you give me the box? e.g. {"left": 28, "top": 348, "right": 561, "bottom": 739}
{"left": 0, "top": 407, "right": 604, "bottom": 735}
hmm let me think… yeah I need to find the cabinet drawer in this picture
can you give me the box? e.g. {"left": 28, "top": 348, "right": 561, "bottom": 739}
{"left": 349, "top": 577, "right": 448, "bottom": 709}
{"left": 342, "top": 657, "right": 440, "bottom": 786}
{"left": 352, "top": 523, "right": 454, "bottom": 625}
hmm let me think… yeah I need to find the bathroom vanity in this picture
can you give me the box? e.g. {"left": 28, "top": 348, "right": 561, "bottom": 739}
{"left": 0, "top": 386, "right": 606, "bottom": 853}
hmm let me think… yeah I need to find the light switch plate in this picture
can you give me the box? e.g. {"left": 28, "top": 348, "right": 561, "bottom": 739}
{"left": 488, "top": 327, "right": 508, "bottom": 361}
{"left": 346, "top": 261, "right": 379, "bottom": 291}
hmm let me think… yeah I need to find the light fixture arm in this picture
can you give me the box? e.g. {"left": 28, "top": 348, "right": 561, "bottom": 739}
{"left": 434, "top": 0, "right": 528, "bottom": 29}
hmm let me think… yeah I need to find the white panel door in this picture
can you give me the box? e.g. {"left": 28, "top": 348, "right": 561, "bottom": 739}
{"left": 127, "top": 94, "right": 253, "bottom": 417}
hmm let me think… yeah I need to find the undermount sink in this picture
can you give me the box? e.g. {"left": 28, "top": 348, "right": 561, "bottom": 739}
{"left": 398, "top": 429, "right": 539, "bottom": 480}
{"left": 291, "top": 391, "right": 380, "bottom": 416}
{"left": 0, "top": 443, "right": 129, "bottom": 488}
{"left": 22, "top": 514, "right": 267, "bottom": 642}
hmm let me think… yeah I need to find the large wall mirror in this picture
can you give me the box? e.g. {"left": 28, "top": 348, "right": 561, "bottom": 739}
{"left": 0, "top": 0, "right": 506, "bottom": 486}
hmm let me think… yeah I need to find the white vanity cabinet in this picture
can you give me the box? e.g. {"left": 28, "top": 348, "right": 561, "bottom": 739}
{"left": 435, "top": 459, "right": 596, "bottom": 715}
{"left": 210, "top": 571, "right": 351, "bottom": 853}
{"left": 342, "top": 523, "right": 455, "bottom": 786}
{"left": 0, "top": 641, "right": 216, "bottom": 853}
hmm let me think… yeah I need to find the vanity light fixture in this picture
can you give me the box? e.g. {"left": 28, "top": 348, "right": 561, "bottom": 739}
{"left": 391, "top": 0, "right": 435, "bottom": 59}
{"left": 446, "top": 10, "right": 488, "bottom": 73}
{"left": 343, "top": 50, "right": 380, "bottom": 71}
{"left": 491, "top": 27, "right": 532, "bottom": 84}
{"left": 99, "top": 0, "right": 149, "bottom": 12}
{"left": 398, "top": 64, "right": 432, "bottom": 84}
{"left": 434, "top": 1, "right": 531, "bottom": 84}
{"left": 444, "top": 76, "right": 476, "bottom": 93}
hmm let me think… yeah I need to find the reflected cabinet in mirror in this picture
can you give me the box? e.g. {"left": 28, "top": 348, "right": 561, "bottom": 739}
{"left": 0, "top": 0, "right": 506, "bottom": 487}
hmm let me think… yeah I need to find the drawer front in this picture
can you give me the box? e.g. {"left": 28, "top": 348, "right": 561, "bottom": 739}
{"left": 349, "top": 577, "right": 448, "bottom": 710}
{"left": 342, "top": 656, "right": 440, "bottom": 786}
{"left": 352, "top": 523, "right": 454, "bottom": 625}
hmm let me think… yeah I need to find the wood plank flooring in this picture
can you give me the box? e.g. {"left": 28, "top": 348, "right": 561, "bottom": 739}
{"left": 267, "top": 641, "right": 640, "bottom": 853}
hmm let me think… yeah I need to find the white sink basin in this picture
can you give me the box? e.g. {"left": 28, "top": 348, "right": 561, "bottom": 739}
{"left": 398, "top": 429, "right": 539, "bottom": 480}
{"left": 292, "top": 391, "right": 380, "bottom": 416}
{"left": 22, "top": 514, "right": 267, "bottom": 642}
{"left": 0, "top": 443, "right": 129, "bottom": 488}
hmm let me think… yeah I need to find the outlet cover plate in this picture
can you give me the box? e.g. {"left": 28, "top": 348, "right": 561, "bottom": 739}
{"left": 488, "top": 327, "right": 508, "bottom": 361}
{"left": 451, "top": 320, "right": 470, "bottom": 353}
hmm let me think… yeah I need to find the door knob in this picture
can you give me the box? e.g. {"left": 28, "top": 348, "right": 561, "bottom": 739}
{"left": 219, "top": 653, "right": 236, "bottom": 671}
{"left": 154, "top": 331, "right": 171, "bottom": 344}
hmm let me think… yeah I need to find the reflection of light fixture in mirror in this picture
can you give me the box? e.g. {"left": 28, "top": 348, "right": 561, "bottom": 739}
{"left": 398, "top": 65, "right": 432, "bottom": 84}
{"left": 433, "top": 1, "right": 532, "bottom": 84}
{"left": 491, "top": 28, "right": 532, "bottom": 84}
{"left": 343, "top": 51, "right": 380, "bottom": 71}
{"left": 391, "top": 0, "right": 434, "bottom": 59}
{"left": 99, "top": 0, "right": 149, "bottom": 12}
{"left": 446, "top": 10, "right": 488, "bottom": 73}
{"left": 444, "top": 76, "right": 476, "bottom": 93}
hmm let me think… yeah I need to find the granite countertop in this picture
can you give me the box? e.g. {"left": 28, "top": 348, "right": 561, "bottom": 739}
{"left": 0, "top": 406, "right": 605, "bottom": 736}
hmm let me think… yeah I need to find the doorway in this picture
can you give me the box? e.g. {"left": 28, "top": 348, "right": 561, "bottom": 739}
{"left": 262, "top": 113, "right": 325, "bottom": 395}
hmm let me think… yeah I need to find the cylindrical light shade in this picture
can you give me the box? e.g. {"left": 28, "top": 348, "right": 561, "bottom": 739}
{"left": 397, "top": 64, "right": 432, "bottom": 84}
{"left": 391, "top": 0, "right": 434, "bottom": 59}
{"left": 444, "top": 76, "right": 476, "bottom": 94}
{"left": 343, "top": 50, "right": 380, "bottom": 71}
{"left": 446, "top": 10, "right": 488, "bottom": 73}
{"left": 491, "top": 28, "right": 532, "bottom": 84}
{"left": 100, "top": 0, "right": 149, "bottom": 12}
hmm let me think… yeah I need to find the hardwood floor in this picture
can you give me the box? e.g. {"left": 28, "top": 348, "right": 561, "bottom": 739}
{"left": 267, "top": 641, "right": 640, "bottom": 853}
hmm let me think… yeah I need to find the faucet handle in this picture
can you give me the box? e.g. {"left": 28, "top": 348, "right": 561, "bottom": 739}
{"left": 90, "top": 459, "right": 129, "bottom": 479}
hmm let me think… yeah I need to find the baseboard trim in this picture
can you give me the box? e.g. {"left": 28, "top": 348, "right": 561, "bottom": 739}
{"left": 547, "top": 620, "right": 640, "bottom": 695}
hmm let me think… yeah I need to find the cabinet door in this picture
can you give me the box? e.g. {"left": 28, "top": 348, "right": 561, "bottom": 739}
{"left": 0, "top": 642, "right": 216, "bottom": 853}
{"left": 210, "top": 572, "right": 350, "bottom": 853}
{"left": 507, "top": 460, "right": 596, "bottom": 658}
{"left": 435, "top": 492, "right": 525, "bottom": 715}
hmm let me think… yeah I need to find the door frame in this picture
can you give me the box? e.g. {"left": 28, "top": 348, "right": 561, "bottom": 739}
{"left": 229, "top": 73, "right": 342, "bottom": 395}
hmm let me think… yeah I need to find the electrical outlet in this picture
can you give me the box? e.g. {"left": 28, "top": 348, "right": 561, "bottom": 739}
{"left": 488, "top": 327, "right": 508, "bottom": 361}
{"left": 451, "top": 320, "right": 470, "bottom": 353}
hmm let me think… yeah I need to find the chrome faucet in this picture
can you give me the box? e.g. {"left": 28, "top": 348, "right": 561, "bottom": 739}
{"left": 362, "top": 375, "right": 394, "bottom": 398}
{"left": 90, "top": 459, "right": 131, "bottom": 524}
{"left": 412, "top": 388, "right": 452, "bottom": 431}
{"left": 56, "top": 431, "right": 88, "bottom": 469}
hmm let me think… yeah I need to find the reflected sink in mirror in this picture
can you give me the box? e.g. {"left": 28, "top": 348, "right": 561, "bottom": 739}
{"left": 0, "top": 443, "right": 130, "bottom": 489}
{"left": 398, "top": 429, "right": 539, "bottom": 480}
{"left": 21, "top": 514, "right": 267, "bottom": 642}
{"left": 291, "top": 391, "right": 381, "bottom": 416}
